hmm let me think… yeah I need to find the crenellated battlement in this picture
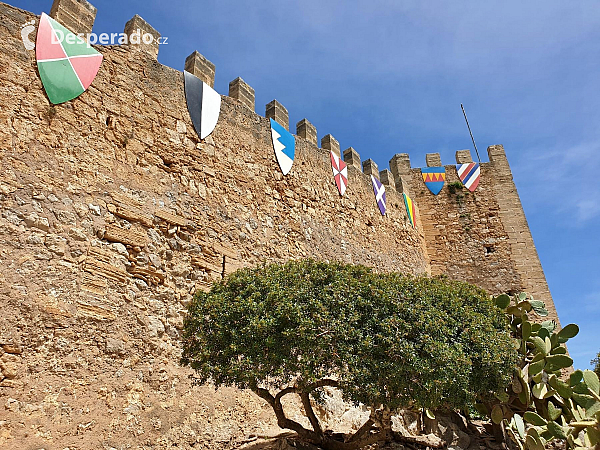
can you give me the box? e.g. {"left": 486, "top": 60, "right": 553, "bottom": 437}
{"left": 49, "top": 0, "right": 96, "bottom": 35}
{"left": 43, "top": 0, "right": 522, "bottom": 203}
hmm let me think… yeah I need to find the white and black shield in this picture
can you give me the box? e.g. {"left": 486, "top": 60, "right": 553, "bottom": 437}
{"left": 184, "top": 70, "right": 221, "bottom": 140}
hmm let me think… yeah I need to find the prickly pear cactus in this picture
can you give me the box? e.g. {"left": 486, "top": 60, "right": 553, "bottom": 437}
{"left": 477, "top": 293, "right": 600, "bottom": 449}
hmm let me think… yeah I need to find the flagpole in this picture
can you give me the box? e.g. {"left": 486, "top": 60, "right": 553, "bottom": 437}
{"left": 461, "top": 104, "right": 481, "bottom": 163}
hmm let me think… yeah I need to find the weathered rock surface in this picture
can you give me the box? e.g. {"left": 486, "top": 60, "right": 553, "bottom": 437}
{"left": 0, "top": 3, "right": 428, "bottom": 448}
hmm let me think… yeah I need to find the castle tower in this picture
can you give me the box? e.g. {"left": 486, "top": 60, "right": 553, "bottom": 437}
{"left": 390, "top": 147, "right": 560, "bottom": 325}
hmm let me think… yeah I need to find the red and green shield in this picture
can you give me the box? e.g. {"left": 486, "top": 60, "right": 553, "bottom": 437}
{"left": 36, "top": 13, "right": 103, "bottom": 104}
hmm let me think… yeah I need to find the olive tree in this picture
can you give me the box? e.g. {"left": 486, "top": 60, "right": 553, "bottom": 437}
{"left": 180, "top": 260, "right": 517, "bottom": 449}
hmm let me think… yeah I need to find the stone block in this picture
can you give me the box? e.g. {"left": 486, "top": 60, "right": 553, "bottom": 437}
{"left": 389, "top": 153, "right": 411, "bottom": 177}
{"left": 343, "top": 147, "right": 361, "bottom": 169}
{"left": 50, "top": 0, "right": 97, "bottom": 35}
{"left": 212, "top": 242, "right": 238, "bottom": 259}
{"left": 184, "top": 51, "right": 215, "bottom": 87}
{"left": 191, "top": 255, "right": 222, "bottom": 274}
{"left": 380, "top": 169, "right": 395, "bottom": 188}
{"left": 155, "top": 209, "right": 190, "bottom": 227}
{"left": 104, "top": 224, "right": 147, "bottom": 247}
{"left": 81, "top": 273, "right": 108, "bottom": 296}
{"left": 228, "top": 77, "right": 255, "bottom": 111}
{"left": 395, "top": 178, "right": 410, "bottom": 194}
{"left": 83, "top": 259, "right": 129, "bottom": 283}
{"left": 363, "top": 159, "right": 379, "bottom": 178}
{"left": 107, "top": 203, "right": 153, "bottom": 227}
{"left": 265, "top": 100, "right": 289, "bottom": 130}
{"left": 379, "top": 169, "right": 396, "bottom": 189}
{"left": 322, "top": 134, "right": 340, "bottom": 155}
{"left": 296, "top": 119, "right": 317, "bottom": 146}
{"left": 426, "top": 153, "right": 442, "bottom": 167}
{"left": 488, "top": 144, "right": 507, "bottom": 163}
{"left": 455, "top": 149, "right": 473, "bottom": 164}
{"left": 129, "top": 266, "right": 165, "bottom": 286}
{"left": 76, "top": 294, "right": 117, "bottom": 321}
{"left": 124, "top": 15, "right": 161, "bottom": 59}
{"left": 488, "top": 145, "right": 512, "bottom": 177}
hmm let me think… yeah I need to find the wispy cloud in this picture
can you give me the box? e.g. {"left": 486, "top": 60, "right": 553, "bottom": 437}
{"left": 514, "top": 141, "right": 600, "bottom": 226}
{"left": 575, "top": 198, "right": 600, "bottom": 223}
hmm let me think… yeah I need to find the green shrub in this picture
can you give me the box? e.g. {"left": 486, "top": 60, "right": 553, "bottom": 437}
{"left": 181, "top": 260, "right": 517, "bottom": 449}
{"left": 447, "top": 181, "right": 464, "bottom": 194}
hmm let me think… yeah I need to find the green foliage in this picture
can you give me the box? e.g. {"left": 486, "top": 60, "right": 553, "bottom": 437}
{"left": 480, "top": 292, "right": 600, "bottom": 449}
{"left": 448, "top": 181, "right": 464, "bottom": 194}
{"left": 180, "top": 260, "right": 517, "bottom": 448}
{"left": 592, "top": 350, "right": 600, "bottom": 377}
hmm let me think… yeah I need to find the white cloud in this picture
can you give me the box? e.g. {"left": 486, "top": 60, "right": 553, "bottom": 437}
{"left": 575, "top": 198, "right": 600, "bottom": 223}
{"left": 514, "top": 141, "right": 600, "bottom": 226}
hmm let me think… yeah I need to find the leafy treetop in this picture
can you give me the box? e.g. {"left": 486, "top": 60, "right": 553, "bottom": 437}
{"left": 181, "top": 259, "right": 517, "bottom": 449}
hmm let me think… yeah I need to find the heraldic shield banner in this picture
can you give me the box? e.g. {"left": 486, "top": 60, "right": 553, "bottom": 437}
{"left": 270, "top": 119, "right": 295, "bottom": 175}
{"left": 456, "top": 162, "right": 481, "bottom": 192}
{"left": 36, "top": 13, "right": 103, "bottom": 105}
{"left": 184, "top": 70, "right": 221, "bottom": 140}
{"left": 403, "top": 193, "right": 416, "bottom": 228}
{"left": 371, "top": 175, "right": 386, "bottom": 216}
{"left": 421, "top": 166, "right": 446, "bottom": 195}
{"left": 330, "top": 151, "right": 348, "bottom": 196}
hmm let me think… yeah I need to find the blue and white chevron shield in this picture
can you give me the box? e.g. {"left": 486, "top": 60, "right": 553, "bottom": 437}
{"left": 270, "top": 119, "right": 295, "bottom": 175}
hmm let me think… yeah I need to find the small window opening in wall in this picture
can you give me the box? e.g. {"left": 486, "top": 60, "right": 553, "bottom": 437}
{"left": 485, "top": 245, "right": 495, "bottom": 255}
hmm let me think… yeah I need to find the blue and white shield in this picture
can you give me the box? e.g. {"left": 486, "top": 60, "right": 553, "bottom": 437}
{"left": 270, "top": 118, "right": 295, "bottom": 175}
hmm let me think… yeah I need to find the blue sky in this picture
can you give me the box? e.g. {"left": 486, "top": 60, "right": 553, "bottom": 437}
{"left": 18, "top": 0, "right": 599, "bottom": 369}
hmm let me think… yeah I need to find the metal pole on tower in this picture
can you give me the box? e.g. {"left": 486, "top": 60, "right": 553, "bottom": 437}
{"left": 461, "top": 104, "right": 481, "bottom": 163}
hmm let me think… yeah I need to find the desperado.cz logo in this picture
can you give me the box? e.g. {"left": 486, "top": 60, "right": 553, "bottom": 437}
{"left": 20, "top": 19, "right": 168, "bottom": 50}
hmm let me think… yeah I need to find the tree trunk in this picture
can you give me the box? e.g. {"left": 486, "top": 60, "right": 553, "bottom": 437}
{"left": 423, "top": 411, "right": 439, "bottom": 434}
{"left": 491, "top": 420, "right": 505, "bottom": 443}
{"left": 253, "top": 384, "right": 391, "bottom": 450}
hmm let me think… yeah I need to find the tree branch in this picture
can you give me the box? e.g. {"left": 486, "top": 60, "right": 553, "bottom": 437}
{"left": 254, "top": 386, "right": 275, "bottom": 407}
{"left": 305, "top": 378, "right": 339, "bottom": 391}
{"left": 300, "top": 391, "right": 322, "bottom": 434}
{"left": 353, "top": 430, "right": 390, "bottom": 449}
{"left": 391, "top": 432, "right": 447, "bottom": 449}
{"left": 252, "top": 384, "right": 394, "bottom": 450}
{"left": 347, "top": 417, "right": 374, "bottom": 443}
{"left": 274, "top": 386, "right": 297, "bottom": 403}
{"left": 252, "top": 386, "right": 322, "bottom": 444}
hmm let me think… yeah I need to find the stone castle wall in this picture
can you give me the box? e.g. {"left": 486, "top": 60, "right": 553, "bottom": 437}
{"left": 388, "top": 148, "right": 559, "bottom": 326}
{"left": 0, "top": 1, "right": 558, "bottom": 448}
